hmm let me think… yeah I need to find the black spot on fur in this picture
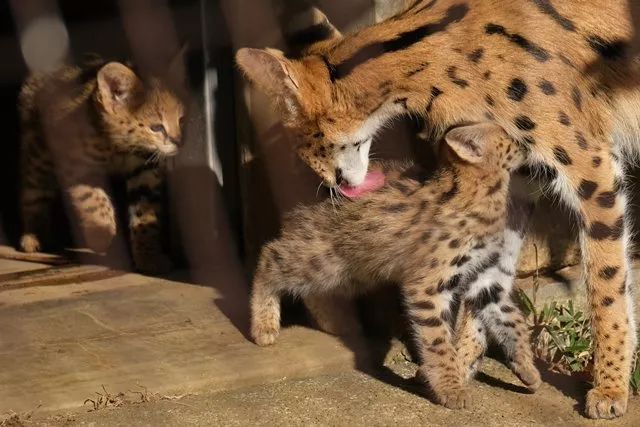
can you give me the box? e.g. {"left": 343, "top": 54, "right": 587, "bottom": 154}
{"left": 515, "top": 115, "right": 536, "bottom": 131}
{"left": 531, "top": 0, "right": 576, "bottom": 31}
{"left": 485, "top": 94, "right": 495, "bottom": 106}
{"left": 449, "top": 239, "right": 460, "bottom": 249}
{"left": 575, "top": 131, "right": 588, "bottom": 149}
{"left": 447, "top": 66, "right": 469, "bottom": 87}
{"left": 382, "top": 203, "right": 409, "bottom": 213}
{"left": 468, "top": 282, "right": 503, "bottom": 313}
{"left": 482, "top": 71, "right": 491, "bottom": 80}
{"left": 572, "top": 86, "right": 582, "bottom": 111}
{"left": 412, "top": 300, "right": 436, "bottom": 310}
{"left": 431, "top": 337, "right": 445, "bottom": 346}
{"left": 412, "top": 316, "right": 443, "bottom": 327}
{"left": 553, "top": 146, "right": 572, "bottom": 165}
{"left": 558, "top": 111, "right": 571, "bottom": 126}
{"left": 503, "top": 321, "right": 517, "bottom": 328}
{"left": 437, "top": 274, "right": 461, "bottom": 292}
{"left": 588, "top": 216, "right": 624, "bottom": 240}
{"left": 507, "top": 78, "right": 528, "bottom": 101}
{"left": 596, "top": 191, "right": 616, "bottom": 208}
{"left": 426, "top": 86, "right": 443, "bottom": 112}
{"left": 487, "top": 179, "right": 503, "bottom": 195}
{"left": 500, "top": 305, "right": 515, "bottom": 313}
{"left": 538, "top": 79, "right": 556, "bottom": 95}
{"left": 405, "top": 61, "right": 430, "bottom": 77}
{"left": 599, "top": 266, "right": 620, "bottom": 280}
{"left": 485, "top": 23, "right": 551, "bottom": 62}
{"left": 592, "top": 156, "right": 602, "bottom": 168}
{"left": 467, "top": 48, "right": 484, "bottom": 63}
{"left": 587, "top": 35, "right": 628, "bottom": 60}
{"left": 332, "top": 4, "right": 469, "bottom": 79}
{"left": 438, "top": 173, "right": 459, "bottom": 203}
{"left": 520, "top": 135, "right": 535, "bottom": 145}
{"left": 577, "top": 180, "right": 598, "bottom": 200}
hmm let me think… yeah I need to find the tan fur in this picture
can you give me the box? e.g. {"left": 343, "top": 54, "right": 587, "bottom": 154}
{"left": 251, "top": 124, "right": 539, "bottom": 408}
{"left": 19, "top": 57, "right": 184, "bottom": 273}
{"left": 238, "top": 1, "right": 640, "bottom": 417}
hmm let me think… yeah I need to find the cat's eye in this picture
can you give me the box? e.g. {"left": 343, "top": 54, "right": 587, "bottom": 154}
{"left": 150, "top": 124, "right": 166, "bottom": 134}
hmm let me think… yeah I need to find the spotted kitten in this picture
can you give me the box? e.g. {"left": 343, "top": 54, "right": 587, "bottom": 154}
{"left": 19, "top": 56, "right": 184, "bottom": 273}
{"left": 251, "top": 123, "right": 540, "bottom": 408}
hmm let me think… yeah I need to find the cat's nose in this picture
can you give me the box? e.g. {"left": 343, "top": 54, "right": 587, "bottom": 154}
{"left": 169, "top": 136, "right": 183, "bottom": 147}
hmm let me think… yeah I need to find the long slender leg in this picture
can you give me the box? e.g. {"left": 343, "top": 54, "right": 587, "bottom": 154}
{"left": 573, "top": 153, "right": 636, "bottom": 419}
{"left": 464, "top": 199, "right": 541, "bottom": 390}
{"left": 531, "top": 145, "right": 635, "bottom": 418}
{"left": 250, "top": 244, "right": 286, "bottom": 346}
{"left": 126, "top": 164, "right": 171, "bottom": 273}
{"left": 66, "top": 182, "right": 116, "bottom": 253}
{"left": 404, "top": 271, "right": 470, "bottom": 409}
{"left": 19, "top": 130, "right": 56, "bottom": 252}
{"left": 454, "top": 301, "right": 487, "bottom": 381}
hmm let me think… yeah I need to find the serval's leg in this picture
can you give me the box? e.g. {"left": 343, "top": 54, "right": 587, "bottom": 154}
{"left": 66, "top": 182, "right": 117, "bottom": 253}
{"left": 533, "top": 144, "right": 636, "bottom": 418}
{"left": 126, "top": 163, "right": 172, "bottom": 274}
{"left": 19, "top": 129, "right": 56, "bottom": 253}
{"left": 465, "top": 199, "right": 540, "bottom": 391}
{"left": 404, "top": 271, "right": 470, "bottom": 409}
{"left": 454, "top": 301, "right": 487, "bottom": 381}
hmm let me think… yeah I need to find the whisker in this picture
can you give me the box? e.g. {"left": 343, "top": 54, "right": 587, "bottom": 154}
{"left": 316, "top": 181, "right": 324, "bottom": 199}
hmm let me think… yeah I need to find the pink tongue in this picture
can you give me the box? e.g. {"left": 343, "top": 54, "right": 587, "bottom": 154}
{"left": 338, "top": 171, "right": 386, "bottom": 199}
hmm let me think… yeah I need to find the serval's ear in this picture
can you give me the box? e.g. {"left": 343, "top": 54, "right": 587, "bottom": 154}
{"left": 236, "top": 48, "right": 301, "bottom": 114}
{"left": 444, "top": 123, "right": 498, "bottom": 164}
{"left": 280, "top": 4, "right": 342, "bottom": 55}
{"left": 96, "top": 62, "right": 144, "bottom": 113}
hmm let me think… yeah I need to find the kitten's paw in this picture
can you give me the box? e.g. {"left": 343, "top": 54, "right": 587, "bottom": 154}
{"left": 251, "top": 323, "right": 279, "bottom": 346}
{"left": 20, "top": 234, "right": 41, "bottom": 253}
{"left": 134, "top": 253, "right": 173, "bottom": 274}
{"left": 82, "top": 223, "right": 116, "bottom": 253}
{"left": 511, "top": 362, "right": 542, "bottom": 392}
{"left": 585, "top": 387, "right": 628, "bottom": 419}
{"left": 436, "top": 387, "right": 472, "bottom": 410}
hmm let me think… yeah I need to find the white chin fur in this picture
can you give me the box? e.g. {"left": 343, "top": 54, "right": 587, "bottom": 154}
{"left": 336, "top": 138, "right": 371, "bottom": 186}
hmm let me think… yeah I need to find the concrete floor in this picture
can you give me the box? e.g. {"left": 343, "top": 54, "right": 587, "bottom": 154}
{"left": 1, "top": 246, "right": 639, "bottom": 426}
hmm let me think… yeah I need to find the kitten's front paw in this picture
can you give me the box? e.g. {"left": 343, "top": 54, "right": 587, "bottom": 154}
{"left": 436, "top": 387, "right": 472, "bottom": 410}
{"left": 585, "top": 387, "right": 628, "bottom": 419}
{"left": 251, "top": 322, "right": 279, "bottom": 346}
{"left": 134, "top": 253, "right": 173, "bottom": 274}
{"left": 20, "top": 233, "right": 41, "bottom": 253}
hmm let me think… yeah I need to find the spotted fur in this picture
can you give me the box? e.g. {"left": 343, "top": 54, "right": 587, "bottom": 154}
{"left": 251, "top": 124, "right": 539, "bottom": 408}
{"left": 238, "top": 0, "right": 639, "bottom": 418}
{"left": 19, "top": 57, "right": 184, "bottom": 273}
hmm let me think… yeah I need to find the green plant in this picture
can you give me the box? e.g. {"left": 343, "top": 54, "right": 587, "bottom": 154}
{"left": 517, "top": 289, "right": 640, "bottom": 394}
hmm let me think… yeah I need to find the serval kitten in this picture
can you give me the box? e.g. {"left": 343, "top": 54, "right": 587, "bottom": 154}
{"left": 251, "top": 123, "right": 540, "bottom": 409}
{"left": 19, "top": 57, "right": 184, "bottom": 273}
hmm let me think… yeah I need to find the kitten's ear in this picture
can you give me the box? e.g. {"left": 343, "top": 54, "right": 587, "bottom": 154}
{"left": 444, "top": 123, "right": 497, "bottom": 164}
{"left": 96, "top": 62, "right": 143, "bottom": 112}
{"left": 235, "top": 48, "right": 301, "bottom": 114}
